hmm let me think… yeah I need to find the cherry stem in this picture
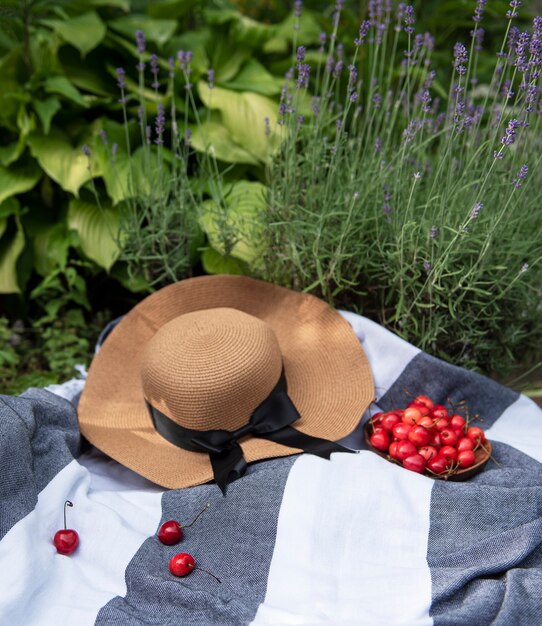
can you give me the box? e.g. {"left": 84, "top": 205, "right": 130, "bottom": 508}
{"left": 183, "top": 503, "right": 210, "bottom": 528}
{"left": 64, "top": 500, "right": 73, "bottom": 530}
{"left": 196, "top": 566, "right": 221, "bottom": 584}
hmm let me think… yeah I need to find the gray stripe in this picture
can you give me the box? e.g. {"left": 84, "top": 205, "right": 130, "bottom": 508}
{"left": 0, "top": 389, "right": 81, "bottom": 540}
{"left": 428, "top": 441, "right": 542, "bottom": 625}
{"left": 378, "top": 352, "right": 518, "bottom": 428}
{"left": 95, "top": 455, "right": 297, "bottom": 626}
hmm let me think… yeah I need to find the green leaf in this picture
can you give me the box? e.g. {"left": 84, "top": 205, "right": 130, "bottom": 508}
{"left": 67, "top": 198, "right": 121, "bottom": 271}
{"left": 0, "top": 197, "right": 20, "bottom": 220}
{"left": 223, "top": 59, "right": 282, "bottom": 96}
{"left": 44, "top": 11, "right": 106, "bottom": 57}
{"left": 199, "top": 180, "right": 267, "bottom": 266}
{"left": 0, "top": 216, "right": 25, "bottom": 294}
{"left": 89, "top": 0, "right": 130, "bottom": 10}
{"left": 198, "top": 83, "right": 284, "bottom": 163}
{"left": 201, "top": 247, "right": 245, "bottom": 275}
{"left": 147, "top": 0, "right": 195, "bottom": 19}
{"left": 33, "top": 97, "right": 61, "bottom": 134}
{"left": 190, "top": 119, "right": 260, "bottom": 165}
{"left": 94, "top": 143, "right": 163, "bottom": 204}
{"left": 109, "top": 15, "right": 177, "bottom": 46}
{"left": 211, "top": 38, "right": 250, "bottom": 83}
{"left": 43, "top": 76, "right": 89, "bottom": 108}
{"left": 0, "top": 160, "right": 42, "bottom": 204}
{"left": 32, "top": 223, "right": 78, "bottom": 276}
{"left": 276, "top": 10, "right": 322, "bottom": 44}
{"left": 0, "top": 135, "right": 27, "bottom": 167}
{"left": 28, "top": 129, "right": 96, "bottom": 196}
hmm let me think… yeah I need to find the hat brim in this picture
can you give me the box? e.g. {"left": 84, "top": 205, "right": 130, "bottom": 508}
{"left": 78, "top": 275, "right": 374, "bottom": 489}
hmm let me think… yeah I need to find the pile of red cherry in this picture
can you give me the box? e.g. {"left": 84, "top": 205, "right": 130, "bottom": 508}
{"left": 367, "top": 394, "right": 489, "bottom": 477}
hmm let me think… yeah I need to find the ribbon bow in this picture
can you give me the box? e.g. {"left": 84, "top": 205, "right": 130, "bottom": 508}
{"left": 147, "top": 371, "right": 354, "bottom": 494}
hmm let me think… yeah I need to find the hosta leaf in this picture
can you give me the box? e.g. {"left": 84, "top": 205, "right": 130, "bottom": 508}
{"left": 0, "top": 216, "right": 25, "bottom": 293}
{"left": 201, "top": 247, "right": 245, "bottom": 275}
{"left": 33, "top": 97, "right": 61, "bottom": 134}
{"left": 199, "top": 180, "right": 266, "bottom": 266}
{"left": 198, "top": 83, "right": 284, "bottom": 163}
{"left": 0, "top": 160, "right": 42, "bottom": 204}
{"left": 43, "top": 76, "right": 89, "bottom": 108}
{"left": 0, "top": 135, "right": 27, "bottom": 167}
{"left": 28, "top": 129, "right": 97, "bottom": 196}
{"left": 44, "top": 11, "right": 106, "bottom": 56}
{"left": 223, "top": 59, "right": 282, "bottom": 96}
{"left": 190, "top": 120, "right": 260, "bottom": 165}
{"left": 109, "top": 15, "right": 177, "bottom": 46}
{"left": 67, "top": 198, "right": 121, "bottom": 271}
{"left": 147, "top": 0, "right": 195, "bottom": 19}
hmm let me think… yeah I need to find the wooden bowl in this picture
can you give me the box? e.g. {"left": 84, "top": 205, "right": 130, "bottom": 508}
{"left": 363, "top": 422, "right": 492, "bottom": 481}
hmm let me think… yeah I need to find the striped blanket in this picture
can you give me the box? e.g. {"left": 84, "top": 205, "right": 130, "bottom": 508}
{"left": 1, "top": 311, "right": 541, "bottom": 625}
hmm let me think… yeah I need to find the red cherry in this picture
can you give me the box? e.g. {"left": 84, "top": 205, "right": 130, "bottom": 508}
{"left": 427, "top": 455, "right": 448, "bottom": 474}
{"left": 370, "top": 430, "right": 390, "bottom": 452}
{"left": 440, "top": 428, "right": 459, "bottom": 447}
{"left": 457, "top": 437, "right": 475, "bottom": 452}
{"left": 389, "top": 441, "right": 400, "bottom": 459}
{"left": 439, "top": 445, "right": 458, "bottom": 463}
{"left": 53, "top": 500, "right": 79, "bottom": 556}
{"left": 392, "top": 422, "right": 412, "bottom": 440}
{"left": 380, "top": 413, "right": 402, "bottom": 432}
{"left": 457, "top": 449, "right": 476, "bottom": 468}
{"left": 157, "top": 504, "right": 210, "bottom": 545}
{"left": 435, "top": 418, "right": 450, "bottom": 431}
{"left": 169, "top": 552, "right": 196, "bottom": 577}
{"left": 169, "top": 553, "right": 221, "bottom": 583}
{"left": 466, "top": 426, "right": 485, "bottom": 444}
{"left": 429, "top": 432, "right": 442, "bottom": 448}
{"left": 418, "top": 445, "right": 438, "bottom": 461}
{"left": 402, "top": 407, "right": 422, "bottom": 425}
{"left": 408, "top": 402, "right": 430, "bottom": 417}
{"left": 158, "top": 521, "right": 183, "bottom": 545}
{"left": 418, "top": 416, "right": 435, "bottom": 430}
{"left": 432, "top": 407, "right": 449, "bottom": 420}
{"left": 450, "top": 414, "right": 466, "bottom": 431}
{"left": 403, "top": 454, "right": 426, "bottom": 473}
{"left": 414, "top": 395, "right": 434, "bottom": 410}
{"left": 396, "top": 440, "right": 417, "bottom": 462}
{"left": 408, "top": 425, "right": 431, "bottom": 447}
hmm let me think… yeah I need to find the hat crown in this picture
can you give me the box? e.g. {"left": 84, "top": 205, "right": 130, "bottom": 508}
{"left": 140, "top": 307, "right": 283, "bottom": 431}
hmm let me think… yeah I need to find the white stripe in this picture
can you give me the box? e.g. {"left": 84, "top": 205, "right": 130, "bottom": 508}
{"left": 340, "top": 312, "right": 420, "bottom": 402}
{"left": 485, "top": 394, "right": 542, "bottom": 463}
{"left": 0, "top": 458, "right": 164, "bottom": 625}
{"left": 251, "top": 453, "right": 433, "bottom": 626}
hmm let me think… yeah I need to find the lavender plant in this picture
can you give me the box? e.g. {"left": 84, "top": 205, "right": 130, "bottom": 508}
{"left": 259, "top": 0, "right": 542, "bottom": 376}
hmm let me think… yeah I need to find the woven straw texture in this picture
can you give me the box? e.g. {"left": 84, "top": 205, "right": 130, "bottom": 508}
{"left": 78, "top": 275, "right": 375, "bottom": 489}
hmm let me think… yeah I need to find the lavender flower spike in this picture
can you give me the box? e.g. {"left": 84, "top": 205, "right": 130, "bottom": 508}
{"left": 507, "top": 1, "right": 521, "bottom": 19}
{"left": 453, "top": 43, "right": 468, "bottom": 75}
{"left": 354, "top": 20, "right": 370, "bottom": 46}
{"left": 82, "top": 144, "right": 91, "bottom": 157}
{"left": 115, "top": 67, "right": 126, "bottom": 89}
{"left": 513, "top": 163, "right": 528, "bottom": 187}
{"left": 294, "top": 0, "right": 303, "bottom": 18}
{"left": 296, "top": 63, "right": 310, "bottom": 88}
{"left": 404, "top": 5, "right": 415, "bottom": 35}
{"left": 154, "top": 103, "right": 165, "bottom": 145}
{"left": 296, "top": 46, "right": 306, "bottom": 62}
{"left": 135, "top": 30, "right": 146, "bottom": 54}
{"left": 472, "top": 0, "right": 487, "bottom": 24}
{"left": 501, "top": 118, "right": 520, "bottom": 145}
{"left": 207, "top": 69, "right": 215, "bottom": 89}
{"left": 470, "top": 202, "right": 483, "bottom": 219}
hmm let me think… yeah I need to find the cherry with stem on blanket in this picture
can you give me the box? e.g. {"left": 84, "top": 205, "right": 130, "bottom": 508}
{"left": 53, "top": 500, "right": 79, "bottom": 555}
{"left": 158, "top": 503, "right": 210, "bottom": 545}
{"left": 169, "top": 553, "right": 221, "bottom": 582}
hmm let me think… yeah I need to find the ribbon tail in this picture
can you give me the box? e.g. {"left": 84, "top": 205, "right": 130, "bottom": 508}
{"left": 263, "top": 425, "right": 356, "bottom": 459}
{"left": 209, "top": 443, "right": 248, "bottom": 495}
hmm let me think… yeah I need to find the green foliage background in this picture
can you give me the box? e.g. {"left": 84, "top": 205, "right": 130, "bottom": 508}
{"left": 0, "top": 0, "right": 540, "bottom": 395}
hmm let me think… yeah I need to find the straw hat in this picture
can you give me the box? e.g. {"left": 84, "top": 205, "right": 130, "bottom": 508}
{"left": 78, "top": 275, "right": 374, "bottom": 492}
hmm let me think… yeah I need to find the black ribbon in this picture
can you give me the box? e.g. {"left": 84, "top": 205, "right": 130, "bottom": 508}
{"left": 146, "top": 371, "right": 354, "bottom": 494}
